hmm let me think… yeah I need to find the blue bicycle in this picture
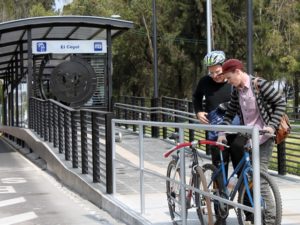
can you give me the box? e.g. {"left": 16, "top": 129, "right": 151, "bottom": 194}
{"left": 202, "top": 131, "right": 282, "bottom": 225}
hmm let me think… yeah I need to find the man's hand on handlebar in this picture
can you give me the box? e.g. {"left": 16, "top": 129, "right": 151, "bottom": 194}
{"left": 196, "top": 111, "right": 209, "bottom": 124}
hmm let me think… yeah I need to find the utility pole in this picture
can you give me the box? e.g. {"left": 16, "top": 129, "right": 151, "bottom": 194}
{"left": 206, "top": 0, "right": 212, "bottom": 53}
{"left": 152, "top": 0, "right": 158, "bottom": 98}
{"left": 151, "top": 0, "right": 159, "bottom": 137}
{"left": 247, "top": 0, "right": 253, "bottom": 75}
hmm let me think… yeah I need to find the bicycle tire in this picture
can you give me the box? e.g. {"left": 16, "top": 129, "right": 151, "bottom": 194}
{"left": 194, "top": 166, "right": 213, "bottom": 225}
{"left": 166, "top": 159, "right": 186, "bottom": 224}
{"left": 237, "top": 171, "right": 282, "bottom": 225}
{"left": 203, "top": 163, "right": 229, "bottom": 222}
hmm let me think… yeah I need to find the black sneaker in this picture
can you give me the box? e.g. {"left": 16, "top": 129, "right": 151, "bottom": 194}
{"left": 245, "top": 213, "right": 254, "bottom": 222}
{"left": 245, "top": 213, "right": 254, "bottom": 225}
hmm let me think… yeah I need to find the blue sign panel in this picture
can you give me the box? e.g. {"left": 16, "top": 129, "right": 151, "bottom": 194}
{"left": 36, "top": 42, "right": 47, "bottom": 52}
{"left": 94, "top": 42, "right": 103, "bottom": 51}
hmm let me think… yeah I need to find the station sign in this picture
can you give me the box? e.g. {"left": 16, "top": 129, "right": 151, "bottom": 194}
{"left": 32, "top": 40, "right": 107, "bottom": 54}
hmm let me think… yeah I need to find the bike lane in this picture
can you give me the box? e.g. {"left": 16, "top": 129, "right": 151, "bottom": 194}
{"left": 0, "top": 137, "right": 125, "bottom": 225}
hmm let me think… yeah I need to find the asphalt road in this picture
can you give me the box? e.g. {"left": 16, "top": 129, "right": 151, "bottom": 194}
{"left": 0, "top": 137, "right": 125, "bottom": 225}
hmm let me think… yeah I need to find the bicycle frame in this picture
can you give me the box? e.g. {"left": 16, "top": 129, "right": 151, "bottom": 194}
{"left": 208, "top": 147, "right": 255, "bottom": 206}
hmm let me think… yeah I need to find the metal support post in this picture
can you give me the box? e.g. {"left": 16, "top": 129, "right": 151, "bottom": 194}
{"left": 277, "top": 141, "right": 287, "bottom": 175}
{"left": 179, "top": 128, "right": 187, "bottom": 225}
{"left": 252, "top": 127, "right": 261, "bottom": 225}
{"left": 80, "top": 111, "right": 88, "bottom": 174}
{"left": 92, "top": 112, "right": 100, "bottom": 182}
{"left": 105, "top": 113, "right": 114, "bottom": 194}
{"left": 188, "top": 102, "right": 195, "bottom": 142}
{"left": 139, "top": 124, "right": 145, "bottom": 214}
{"left": 151, "top": 97, "right": 159, "bottom": 138}
{"left": 71, "top": 110, "right": 78, "bottom": 168}
{"left": 247, "top": 0, "right": 253, "bottom": 75}
{"left": 64, "top": 109, "right": 71, "bottom": 161}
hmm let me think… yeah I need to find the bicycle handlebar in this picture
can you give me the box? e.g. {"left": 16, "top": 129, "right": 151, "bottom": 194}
{"left": 224, "top": 129, "right": 275, "bottom": 137}
{"left": 163, "top": 140, "right": 229, "bottom": 158}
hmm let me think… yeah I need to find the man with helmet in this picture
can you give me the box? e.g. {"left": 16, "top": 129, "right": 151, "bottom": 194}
{"left": 193, "top": 51, "right": 229, "bottom": 123}
{"left": 193, "top": 51, "right": 244, "bottom": 225}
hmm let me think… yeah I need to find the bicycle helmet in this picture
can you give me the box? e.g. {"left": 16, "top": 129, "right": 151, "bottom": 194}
{"left": 203, "top": 50, "right": 226, "bottom": 67}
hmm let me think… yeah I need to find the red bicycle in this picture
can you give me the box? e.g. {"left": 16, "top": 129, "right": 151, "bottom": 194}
{"left": 164, "top": 136, "right": 227, "bottom": 225}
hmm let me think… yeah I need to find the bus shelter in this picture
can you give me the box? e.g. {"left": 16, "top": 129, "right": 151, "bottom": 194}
{"left": 0, "top": 16, "right": 133, "bottom": 127}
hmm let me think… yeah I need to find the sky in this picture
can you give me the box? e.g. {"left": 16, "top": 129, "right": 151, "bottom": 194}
{"left": 54, "top": 0, "right": 73, "bottom": 11}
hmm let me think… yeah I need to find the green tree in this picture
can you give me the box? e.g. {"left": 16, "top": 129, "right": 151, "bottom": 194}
{"left": 58, "top": 0, "right": 300, "bottom": 101}
{"left": 1, "top": 0, "right": 55, "bottom": 21}
{"left": 29, "top": 3, "right": 55, "bottom": 17}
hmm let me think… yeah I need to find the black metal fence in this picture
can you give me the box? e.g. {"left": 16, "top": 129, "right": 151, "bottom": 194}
{"left": 114, "top": 95, "right": 300, "bottom": 176}
{"left": 114, "top": 96, "right": 202, "bottom": 141}
{"left": 29, "top": 97, "right": 114, "bottom": 193}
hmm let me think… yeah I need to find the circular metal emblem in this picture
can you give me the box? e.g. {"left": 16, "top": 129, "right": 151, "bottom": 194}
{"left": 50, "top": 56, "right": 97, "bottom": 107}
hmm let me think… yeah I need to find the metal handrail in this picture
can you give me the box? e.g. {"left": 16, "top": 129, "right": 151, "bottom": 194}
{"left": 111, "top": 119, "right": 262, "bottom": 225}
{"left": 29, "top": 97, "right": 114, "bottom": 193}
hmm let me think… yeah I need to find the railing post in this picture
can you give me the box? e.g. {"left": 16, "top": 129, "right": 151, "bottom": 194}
{"left": 151, "top": 97, "right": 159, "bottom": 138}
{"left": 115, "top": 97, "right": 120, "bottom": 119}
{"left": 124, "top": 96, "right": 128, "bottom": 129}
{"left": 141, "top": 98, "right": 146, "bottom": 134}
{"left": 58, "top": 107, "right": 63, "bottom": 154}
{"left": 34, "top": 99, "right": 37, "bottom": 132}
{"left": 105, "top": 112, "right": 113, "bottom": 194}
{"left": 188, "top": 102, "right": 195, "bottom": 142}
{"left": 35, "top": 100, "right": 39, "bottom": 134}
{"left": 40, "top": 100, "right": 44, "bottom": 138}
{"left": 132, "top": 97, "right": 137, "bottom": 132}
{"left": 53, "top": 104, "right": 58, "bottom": 148}
{"left": 277, "top": 141, "right": 287, "bottom": 175}
{"left": 48, "top": 101, "right": 52, "bottom": 143}
{"left": 80, "top": 110, "right": 88, "bottom": 174}
{"left": 71, "top": 110, "right": 79, "bottom": 168}
{"left": 162, "top": 97, "right": 167, "bottom": 139}
{"left": 64, "top": 109, "right": 71, "bottom": 161}
{"left": 38, "top": 100, "right": 42, "bottom": 136}
{"left": 29, "top": 98, "right": 33, "bottom": 129}
{"left": 92, "top": 112, "right": 101, "bottom": 183}
{"left": 174, "top": 100, "right": 179, "bottom": 133}
{"left": 44, "top": 100, "right": 48, "bottom": 141}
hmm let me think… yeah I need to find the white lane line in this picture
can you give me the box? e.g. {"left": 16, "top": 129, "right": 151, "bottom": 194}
{"left": 0, "top": 197, "right": 26, "bottom": 207}
{"left": 0, "top": 212, "right": 37, "bottom": 225}
{"left": 0, "top": 186, "right": 16, "bottom": 194}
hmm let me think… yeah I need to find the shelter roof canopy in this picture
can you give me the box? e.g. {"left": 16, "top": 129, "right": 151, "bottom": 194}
{"left": 0, "top": 15, "right": 134, "bottom": 77}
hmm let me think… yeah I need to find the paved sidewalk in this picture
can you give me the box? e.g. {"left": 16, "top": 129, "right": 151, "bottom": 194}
{"left": 114, "top": 128, "right": 300, "bottom": 225}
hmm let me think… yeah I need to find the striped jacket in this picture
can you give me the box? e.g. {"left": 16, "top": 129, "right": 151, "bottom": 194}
{"left": 223, "top": 75, "right": 286, "bottom": 130}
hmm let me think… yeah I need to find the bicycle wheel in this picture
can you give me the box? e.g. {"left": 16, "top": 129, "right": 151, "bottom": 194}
{"left": 237, "top": 171, "right": 282, "bottom": 225}
{"left": 166, "top": 159, "right": 186, "bottom": 224}
{"left": 194, "top": 166, "right": 213, "bottom": 225}
{"left": 203, "top": 163, "right": 229, "bottom": 222}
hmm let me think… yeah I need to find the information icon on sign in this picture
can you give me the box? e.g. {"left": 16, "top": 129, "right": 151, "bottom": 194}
{"left": 94, "top": 42, "right": 102, "bottom": 51}
{"left": 37, "top": 42, "right": 47, "bottom": 52}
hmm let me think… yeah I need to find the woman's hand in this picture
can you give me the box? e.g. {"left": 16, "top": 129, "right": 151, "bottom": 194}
{"left": 217, "top": 133, "right": 227, "bottom": 144}
{"left": 264, "top": 126, "right": 275, "bottom": 135}
{"left": 196, "top": 112, "right": 209, "bottom": 124}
